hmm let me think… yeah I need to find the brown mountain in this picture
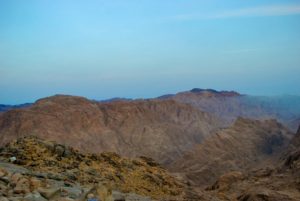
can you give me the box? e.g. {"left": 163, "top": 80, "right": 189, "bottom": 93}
{"left": 0, "top": 95, "right": 220, "bottom": 165}
{"left": 170, "top": 117, "right": 293, "bottom": 187}
{"left": 0, "top": 92, "right": 298, "bottom": 200}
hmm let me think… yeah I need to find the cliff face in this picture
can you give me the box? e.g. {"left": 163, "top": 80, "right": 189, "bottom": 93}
{"left": 170, "top": 118, "right": 293, "bottom": 187}
{"left": 0, "top": 95, "right": 220, "bottom": 165}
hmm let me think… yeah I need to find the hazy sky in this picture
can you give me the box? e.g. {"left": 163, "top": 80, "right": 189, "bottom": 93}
{"left": 1, "top": 0, "right": 300, "bottom": 104}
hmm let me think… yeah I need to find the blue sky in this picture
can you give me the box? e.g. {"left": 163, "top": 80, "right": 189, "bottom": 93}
{"left": 1, "top": 0, "right": 300, "bottom": 104}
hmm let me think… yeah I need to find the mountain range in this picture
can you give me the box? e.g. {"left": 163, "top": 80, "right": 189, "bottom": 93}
{"left": 0, "top": 88, "right": 299, "bottom": 200}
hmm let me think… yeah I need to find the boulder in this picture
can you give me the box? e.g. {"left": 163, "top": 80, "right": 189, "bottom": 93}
{"left": 29, "top": 178, "right": 42, "bottom": 191}
{"left": 237, "top": 189, "right": 293, "bottom": 201}
{"left": 0, "top": 197, "right": 9, "bottom": 201}
{"left": 14, "top": 177, "right": 30, "bottom": 194}
{"left": 0, "top": 168, "right": 8, "bottom": 177}
{"left": 61, "top": 186, "right": 83, "bottom": 199}
{"left": 37, "top": 188, "right": 60, "bottom": 199}
{"left": 208, "top": 171, "right": 244, "bottom": 191}
{"left": 24, "top": 192, "right": 47, "bottom": 201}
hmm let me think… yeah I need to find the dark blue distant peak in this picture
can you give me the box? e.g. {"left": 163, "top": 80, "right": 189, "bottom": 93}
{"left": 190, "top": 88, "right": 241, "bottom": 96}
{"left": 0, "top": 103, "right": 32, "bottom": 112}
{"left": 190, "top": 88, "right": 218, "bottom": 93}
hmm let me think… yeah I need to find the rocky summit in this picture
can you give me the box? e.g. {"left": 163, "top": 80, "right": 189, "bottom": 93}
{"left": 0, "top": 136, "right": 199, "bottom": 201}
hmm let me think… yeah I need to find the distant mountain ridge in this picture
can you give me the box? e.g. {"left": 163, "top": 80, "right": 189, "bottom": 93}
{"left": 2, "top": 88, "right": 299, "bottom": 131}
{"left": 189, "top": 88, "right": 241, "bottom": 97}
{"left": 157, "top": 88, "right": 241, "bottom": 99}
{"left": 99, "top": 97, "right": 134, "bottom": 103}
{"left": 0, "top": 103, "right": 32, "bottom": 112}
{"left": 160, "top": 89, "right": 300, "bottom": 131}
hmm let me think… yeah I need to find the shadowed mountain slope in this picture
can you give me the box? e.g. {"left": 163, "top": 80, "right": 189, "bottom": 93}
{"left": 170, "top": 118, "right": 293, "bottom": 187}
{"left": 204, "top": 125, "right": 300, "bottom": 201}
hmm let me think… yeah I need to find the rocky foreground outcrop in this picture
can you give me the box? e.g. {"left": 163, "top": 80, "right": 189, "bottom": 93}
{"left": 0, "top": 136, "right": 201, "bottom": 201}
